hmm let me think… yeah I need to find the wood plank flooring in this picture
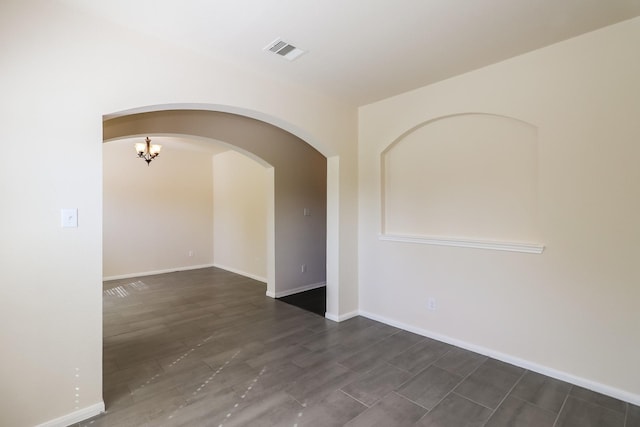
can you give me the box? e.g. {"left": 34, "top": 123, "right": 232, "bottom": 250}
{"left": 77, "top": 267, "right": 638, "bottom": 426}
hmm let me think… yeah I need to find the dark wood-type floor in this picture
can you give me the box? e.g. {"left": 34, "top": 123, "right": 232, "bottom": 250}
{"left": 79, "top": 267, "right": 640, "bottom": 426}
{"left": 278, "top": 286, "right": 326, "bottom": 316}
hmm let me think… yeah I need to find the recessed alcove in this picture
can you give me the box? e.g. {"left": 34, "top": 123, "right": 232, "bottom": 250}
{"left": 381, "top": 113, "right": 544, "bottom": 253}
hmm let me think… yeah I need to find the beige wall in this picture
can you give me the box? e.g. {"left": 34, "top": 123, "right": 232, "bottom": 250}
{"left": 0, "top": 0, "right": 357, "bottom": 425}
{"left": 213, "top": 151, "right": 269, "bottom": 282}
{"left": 383, "top": 113, "right": 539, "bottom": 243}
{"left": 103, "top": 141, "right": 214, "bottom": 278}
{"left": 104, "top": 139, "right": 270, "bottom": 284}
{"left": 359, "top": 18, "right": 640, "bottom": 403}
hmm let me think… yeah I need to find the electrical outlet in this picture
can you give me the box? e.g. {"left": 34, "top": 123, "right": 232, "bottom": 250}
{"left": 427, "top": 297, "right": 437, "bottom": 311}
{"left": 61, "top": 208, "right": 78, "bottom": 228}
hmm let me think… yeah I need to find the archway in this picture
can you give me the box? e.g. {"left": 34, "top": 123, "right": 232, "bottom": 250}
{"left": 103, "top": 107, "right": 328, "bottom": 304}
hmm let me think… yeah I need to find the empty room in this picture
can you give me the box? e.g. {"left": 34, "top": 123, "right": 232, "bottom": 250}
{"left": 1, "top": 1, "right": 639, "bottom": 426}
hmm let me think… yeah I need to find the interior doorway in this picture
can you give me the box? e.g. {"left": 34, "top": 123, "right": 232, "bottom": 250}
{"left": 103, "top": 107, "right": 328, "bottom": 313}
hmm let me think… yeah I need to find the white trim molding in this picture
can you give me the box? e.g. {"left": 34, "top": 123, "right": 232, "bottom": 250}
{"left": 359, "top": 310, "right": 640, "bottom": 406}
{"left": 212, "top": 264, "right": 267, "bottom": 283}
{"left": 379, "top": 234, "right": 544, "bottom": 254}
{"left": 103, "top": 264, "right": 216, "bottom": 281}
{"left": 104, "top": 264, "right": 270, "bottom": 283}
{"left": 325, "top": 310, "right": 359, "bottom": 322}
{"left": 36, "top": 402, "right": 105, "bottom": 427}
{"left": 272, "top": 282, "right": 326, "bottom": 298}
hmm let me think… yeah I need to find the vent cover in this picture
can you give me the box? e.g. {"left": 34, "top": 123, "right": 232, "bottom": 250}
{"left": 264, "top": 38, "right": 306, "bottom": 61}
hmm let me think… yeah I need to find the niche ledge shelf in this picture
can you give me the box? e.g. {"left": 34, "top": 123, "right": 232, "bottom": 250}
{"left": 379, "top": 234, "right": 544, "bottom": 254}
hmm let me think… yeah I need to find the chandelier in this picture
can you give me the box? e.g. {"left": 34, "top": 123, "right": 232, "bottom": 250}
{"left": 135, "top": 137, "right": 162, "bottom": 165}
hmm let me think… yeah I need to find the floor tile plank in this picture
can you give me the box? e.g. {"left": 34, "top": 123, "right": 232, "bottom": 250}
{"left": 454, "top": 358, "right": 525, "bottom": 409}
{"left": 344, "top": 392, "right": 427, "bottom": 427}
{"left": 397, "top": 365, "right": 463, "bottom": 410}
{"left": 556, "top": 396, "right": 625, "bottom": 427}
{"left": 510, "top": 370, "right": 571, "bottom": 414}
{"left": 416, "top": 392, "right": 493, "bottom": 427}
{"left": 484, "top": 395, "right": 556, "bottom": 427}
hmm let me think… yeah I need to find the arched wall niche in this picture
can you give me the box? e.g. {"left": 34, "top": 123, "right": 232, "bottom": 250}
{"left": 380, "top": 112, "right": 544, "bottom": 253}
{"left": 103, "top": 107, "right": 328, "bottom": 300}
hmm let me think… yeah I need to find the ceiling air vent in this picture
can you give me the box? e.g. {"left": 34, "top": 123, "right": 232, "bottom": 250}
{"left": 263, "top": 38, "right": 306, "bottom": 61}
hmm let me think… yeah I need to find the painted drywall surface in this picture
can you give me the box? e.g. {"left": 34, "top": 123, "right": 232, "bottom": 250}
{"left": 0, "top": 1, "right": 356, "bottom": 425}
{"left": 103, "top": 111, "right": 328, "bottom": 297}
{"left": 103, "top": 142, "right": 214, "bottom": 278}
{"left": 383, "top": 113, "right": 539, "bottom": 242}
{"left": 359, "top": 18, "right": 640, "bottom": 400}
{"left": 213, "top": 151, "right": 268, "bottom": 281}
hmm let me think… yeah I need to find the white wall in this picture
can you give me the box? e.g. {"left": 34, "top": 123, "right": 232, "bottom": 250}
{"left": 359, "top": 18, "right": 640, "bottom": 403}
{"left": 0, "top": 0, "right": 357, "bottom": 425}
{"left": 213, "top": 151, "right": 268, "bottom": 282}
{"left": 103, "top": 141, "right": 214, "bottom": 278}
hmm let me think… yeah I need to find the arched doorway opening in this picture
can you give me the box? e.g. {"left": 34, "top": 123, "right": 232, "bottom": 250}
{"left": 103, "top": 107, "right": 328, "bottom": 309}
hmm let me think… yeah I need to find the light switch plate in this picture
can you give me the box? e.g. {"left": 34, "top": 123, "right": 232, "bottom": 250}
{"left": 61, "top": 208, "right": 78, "bottom": 228}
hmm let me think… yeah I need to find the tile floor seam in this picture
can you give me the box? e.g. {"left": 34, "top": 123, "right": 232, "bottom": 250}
{"left": 489, "top": 393, "right": 560, "bottom": 427}
{"left": 404, "top": 353, "right": 496, "bottom": 421}
{"left": 385, "top": 361, "right": 413, "bottom": 375}
{"left": 624, "top": 404, "right": 628, "bottom": 427}
{"left": 442, "top": 350, "right": 487, "bottom": 379}
{"left": 415, "top": 410, "right": 431, "bottom": 426}
{"left": 514, "top": 392, "right": 568, "bottom": 418}
{"left": 391, "top": 390, "right": 414, "bottom": 403}
{"left": 347, "top": 333, "right": 403, "bottom": 358}
{"left": 569, "top": 393, "right": 628, "bottom": 415}
{"left": 508, "top": 393, "right": 559, "bottom": 414}
{"left": 336, "top": 361, "right": 350, "bottom": 371}
{"left": 391, "top": 358, "right": 438, "bottom": 381}
{"left": 339, "top": 387, "right": 375, "bottom": 408}
{"left": 390, "top": 337, "right": 430, "bottom": 362}
{"left": 430, "top": 347, "right": 455, "bottom": 371}
{"left": 404, "top": 363, "right": 469, "bottom": 413}
{"left": 451, "top": 391, "right": 495, "bottom": 411}
{"left": 480, "top": 367, "right": 528, "bottom": 425}
{"left": 286, "top": 392, "right": 307, "bottom": 409}
{"left": 552, "top": 390, "right": 571, "bottom": 427}
{"left": 447, "top": 352, "right": 485, "bottom": 387}
{"left": 392, "top": 390, "right": 432, "bottom": 412}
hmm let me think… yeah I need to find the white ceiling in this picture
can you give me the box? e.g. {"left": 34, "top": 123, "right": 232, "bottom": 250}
{"left": 66, "top": 0, "right": 640, "bottom": 106}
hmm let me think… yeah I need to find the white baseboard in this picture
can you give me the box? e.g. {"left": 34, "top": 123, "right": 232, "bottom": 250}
{"left": 359, "top": 310, "right": 640, "bottom": 406}
{"left": 273, "top": 282, "right": 326, "bottom": 298}
{"left": 103, "top": 264, "right": 216, "bottom": 281}
{"left": 212, "top": 263, "right": 267, "bottom": 283}
{"left": 325, "top": 309, "right": 359, "bottom": 322}
{"left": 36, "top": 401, "right": 105, "bottom": 427}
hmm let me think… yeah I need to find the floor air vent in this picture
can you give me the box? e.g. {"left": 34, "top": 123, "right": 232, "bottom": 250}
{"left": 264, "top": 38, "right": 306, "bottom": 61}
